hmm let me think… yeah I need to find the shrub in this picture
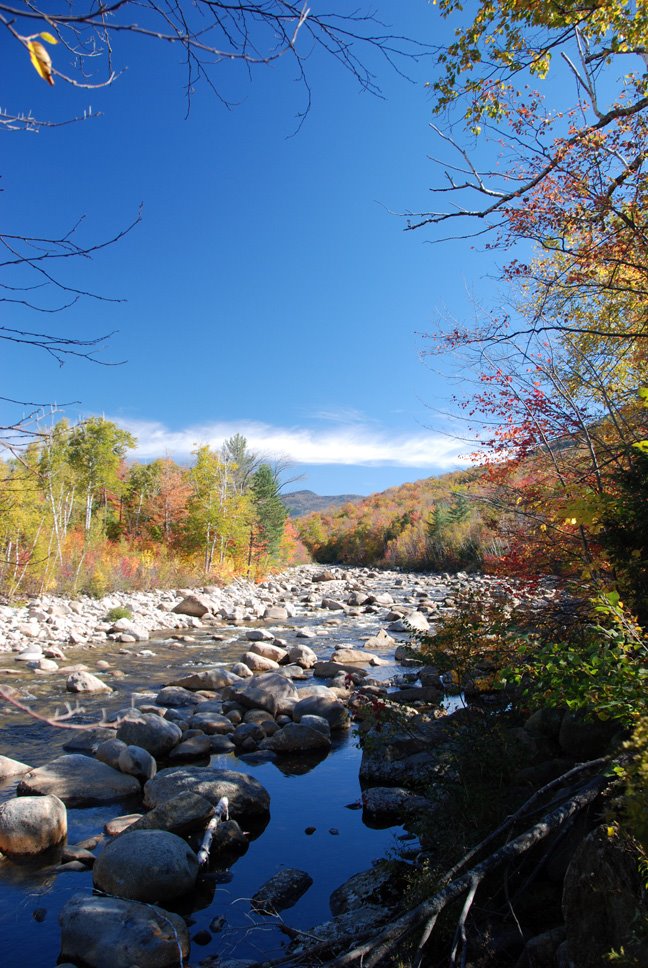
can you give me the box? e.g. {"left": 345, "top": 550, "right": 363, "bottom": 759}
{"left": 104, "top": 605, "right": 133, "bottom": 623}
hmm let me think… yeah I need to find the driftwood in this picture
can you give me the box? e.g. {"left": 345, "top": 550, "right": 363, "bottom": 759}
{"left": 197, "top": 796, "right": 229, "bottom": 866}
{"left": 322, "top": 774, "right": 606, "bottom": 968}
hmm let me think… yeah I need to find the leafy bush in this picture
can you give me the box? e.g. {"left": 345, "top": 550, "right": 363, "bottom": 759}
{"left": 515, "top": 593, "right": 647, "bottom": 727}
{"left": 104, "top": 605, "right": 133, "bottom": 623}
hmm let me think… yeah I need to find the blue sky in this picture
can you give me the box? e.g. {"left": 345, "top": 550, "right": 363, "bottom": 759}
{"left": 2, "top": 2, "right": 499, "bottom": 495}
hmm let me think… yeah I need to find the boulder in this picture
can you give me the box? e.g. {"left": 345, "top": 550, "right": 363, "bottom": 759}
{"left": 172, "top": 594, "right": 212, "bottom": 617}
{"left": 0, "top": 754, "right": 32, "bottom": 778}
{"left": 263, "top": 605, "right": 289, "bottom": 621}
{"left": 260, "top": 723, "right": 331, "bottom": 754}
{"left": 155, "top": 685, "right": 205, "bottom": 707}
{"left": 240, "top": 651, "right": 280, "bottom": 673}
{"left": 562, "top": 825, "right": 648, "bottom": 967}
{"left": 189, "top": 711, "right": 235, "bottom": 735}
{"left": 168, "top": 734, "right": 212, "bottom": 760}
{"left": 66, "top": 671, "right": 112, "bottom": 694}
{"left": 287, "top": 644, "right": 318, "bottom": 668}
{"left": 364, "top": 629, "right": 396, "bottom": 651}
{"left": 93, "top": 829, "right": 199, "bottom": 902}
{"left": 314, "top": 660, "right": 368, "bottom": 680}
{"left": 362, "top": 787, "right": 437, "bottom": 822}
{"left": 0, "top": 794, "right": 67, "bottom": 855}
{"left": 330, "top": 861, "right": 403, "bottom": 916}
{"left": 128, "top": 791, "right": 215, "bottom": 836}
{"left": 59, "top": 893, "right": 190, "bottom": 968}
{"left": 230, "top": 672, "right": 298, "bottom": 716}
{"left": 168, "top": 668, "right": 241, "bottom": 691}
{"left": 96, "top": 738, "right": 128, "bottom": 770}
{"left": 117, "top": 714, "right": 182, "bottom": 758}
{"left": 118, "top": 745, "right": 157, "bottom": 781}
{"left": 558, "top": 711, "right": 619, "bottom": 760}
{"left": 245, "top": 628, "right": 275, "bottom": 642}
{"left": 292, "top": 695, "right": 350, "bottom": 730}
{"left": 248, "top": 641, "right": 289, "bottom": 663}
{"left": 144, "top": 766, "right": 270, "bottom": 819}
{"left": 331, "top": 647, "right": 373, "bottom": 665}
{"left": 252, "top": 868, "right": 313, "bottom": 913}
{"left": 17, "top": 754, "right": 140, "bottom": 806}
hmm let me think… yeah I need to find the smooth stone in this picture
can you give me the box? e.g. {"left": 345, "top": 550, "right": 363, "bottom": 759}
{"left": 248, "top": 641, "right": 288, "bottom": 663}
{"left": 168, "top": 734, "right": 212, "bottom": 760}
{"left": 190, "top": 711, "right": 235, "bottom": 735}
{"left": 117, "top": 714, "right": 182, "bottom": 758}
{"left": 66, "top": 671, "right": 112, "bottom": 693}
{"left": 167, "top": 668, "right": 241, "bottom": 691}
{"left": 128, "top": 791, "right": 215, "bottom": 836}
{"left": 230, "top": 671, "right": 298, "bottom": 716}
{"left": 144, "top": 766, "right": 270, "bottom": 819}
{"left": 172, "top": 594, "right": 212, "bottom": 617}
{"left": 105, "top": 814, "right": 143, "bottom": 836}
{"left": 362, "top": 786, "right": 437, "bottom": 821}
{"left": 0, "top": 794, "right": 67, "bottom": 856}
{"left": 62, "top": 727, "right": 117, "bottom": 754}
{"left": 244, "top": 628, "right": 275, "bottom": 642}
{"left": 252, "top": 868, "right": 313, "bottom": 913}
{"left": 118, "top": 744, "right": 157, "bottom": 780}
{"left": 292, "top": 695, "right": 350, "bottom": 730}
{"left": 287, "top": 644, "right": 318, "bottom": 668}
{"left": 96, "top": 738, "right": 128, "bottom": 770}
{"left": 240, "top": 651, "right": 280, "bottom": 673}
{"left": 313, "top": 660, "right": 368, "bottom": 679}
{"left": 259, "top": 723, "right": 331, "bottom": 754}
{"left": 155, "top": 685, "right": 205, "bottom": 707}
{"left": 17, "top": 754, "right": 140, "bottom": 806}
{"left": 59, "top": 893, "right": 190, "bottom": 968}
{"left": 93, "top": 829, "right": 199, "bottom": 902}
{"left": 0, "top": 754, "right": 32, "bottom": 778}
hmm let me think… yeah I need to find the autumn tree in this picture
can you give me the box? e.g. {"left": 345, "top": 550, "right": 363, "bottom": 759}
{"left": 66, "top": 418, "right": 135, "bottom": 534}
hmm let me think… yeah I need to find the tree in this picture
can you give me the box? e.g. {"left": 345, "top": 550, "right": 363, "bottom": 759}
{"left": 248, "top": 463, "right": 288, "bottom": 574}
{"left": 67, "top": 417, "right": 135, "bottom": 533}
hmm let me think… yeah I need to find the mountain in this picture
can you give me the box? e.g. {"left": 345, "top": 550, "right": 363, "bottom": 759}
{"left": 281, "top": 489, "right": 363, "bottom": 518}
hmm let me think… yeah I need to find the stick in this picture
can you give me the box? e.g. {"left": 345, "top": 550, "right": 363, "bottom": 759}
{"left": 197, "top": 796, "right": 229, "bottom": 866}
{"left": 326, "top": 776, "right": 605, "bottom": 967}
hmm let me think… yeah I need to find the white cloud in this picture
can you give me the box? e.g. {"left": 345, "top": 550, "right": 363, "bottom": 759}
{"left": 113, "top": 416, "right": 473, "bottom": 470}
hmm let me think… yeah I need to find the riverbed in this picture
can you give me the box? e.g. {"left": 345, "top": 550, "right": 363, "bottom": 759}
{"left": 0, "top": 566, "right": 496, "bottom": 967}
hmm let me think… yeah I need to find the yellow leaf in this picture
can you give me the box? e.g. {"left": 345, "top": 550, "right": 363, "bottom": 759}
{"left": 39, "top": 32, "right": 58, "bottom": 45}
{"left": 27, "top": 40, "right": 54, "bottom": 85}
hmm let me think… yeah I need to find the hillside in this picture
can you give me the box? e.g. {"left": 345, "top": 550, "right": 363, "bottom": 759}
{"left": 281, "top": 489, "right": 363, "bottom": 518}
{"left": 295, "top": 467, "right": 494, "bottom": 571}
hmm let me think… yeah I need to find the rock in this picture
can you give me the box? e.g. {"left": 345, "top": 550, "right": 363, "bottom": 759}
{"left": 118, "top": 744, "right": 157, "bottom": 781}
{"left": 314, "top": 660, "right": 368, "bottom": 680}
{"left": 514, "top": 928, "right": 566, "bottom": 968}
{"left": 524, "top": 707, "right": 564, "bottom": 741}
{"left": 190, "top": 711, "right": 235, "bottom": 735}
{"left": 127, "top": 791, "right": 215, "bottom": 836}
{"left": 207, "top": 819, "right": 249, "bottom": 858}
{"left": 252, "top": 868, "right": 313, "bottom": 913}
{"left": 321, "top": 598, "right": 346, "bottom": 611}
{"left": 330, "top": 861, "right": 403, "bottom": 916}
{"left": 96, "top": 738, "right": 128, "bottom": 770}
{"left": 248, "top": 641, "right": 289, "bottom": 663}
{"left": 245, "top": 628, "right": 275, "bottom": 642}
{"left": 0, "top": 794, "right": 67, "bottom": 856}
{"left": 168, "top": 734, "right": 212, "bottom": 760}
{"left": 144, "top": 766, "right": 271, "bottom": 819}
{"left": 260, "top": 723, "right": 331, "bottom": 754}
{"left": 117, "top": 713, "right": 183, "bottom": 758}
{"left": 287, "top": 644, "right": 318, "bottom": 668}
{"left": 290, "top": 906, "right": 390, "bottom": 954}
{"left": 293, "top": 695, "right": 350, "bottom": 730}
{"left": 62, "top": 727, "right": 117, "bottom": 754}
{"left": 312, "top": 570, "right": 336, "bottom": 582}
{"left": 230, "top": 671, "right": 298, "bottom": 716}
{"left": 231, "top": 661, "right": 253, "bottom": 678}
{"left": 168, "top": 668, "right": 241, "bottom": 691}
{"left": 299, "top": 715, "right": 331, "bottom": 737}
{"left": 17, "top": 754, "right": 140, "bottom": 806}
{"left": 562, "top": 825, "right": 648, "bottom": 967}
{"left": 66, "top": 671, "right": 112, "bottom": 693}
{"left": 0, "top": 754, "right": 32, "bottom": 778}
{"left": 389, "top": 686, "right": 443, "bottom": 706}
{"left": 62, "top": 844, "right": 96, "bottom": 866}
{"left": 105, "top": 814, "right": 142, "bottom": 836}
{"left": 155, "top": 685, "right": 205, "bottom": 707}
{"left": 172, "top": 594, "right": 212, "bottom": 617}
{"left": 558, "top": 711, "right": 619, "bottom": 759}
{"left": 93, "top": 829, "right": 199, "bottom": 902}
{"left": 263, "top": 605, "right": 289, "bottom": 621}
{"left": 209, "top": 735, "right": 236, "bottom": 754}
{"left": 59, "top": 893, "right": 190, "bottom": 968}
{"left": 362, "top": 787, "right": 437, "bottom": 822}
{"left": 240, "top": 651, "right": 280, "bottom": 673}
{"left": 331, "top": 647, "right": 373, "bottom": 665}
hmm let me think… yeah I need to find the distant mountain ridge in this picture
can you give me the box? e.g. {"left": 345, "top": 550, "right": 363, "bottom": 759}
{"left": 281, "top": 489, "right": 362, "bottom": 518}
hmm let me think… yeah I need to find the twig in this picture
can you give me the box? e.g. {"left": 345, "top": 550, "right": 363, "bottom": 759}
{"left": 196, "top": 796, "right": 229, "bottom": 865}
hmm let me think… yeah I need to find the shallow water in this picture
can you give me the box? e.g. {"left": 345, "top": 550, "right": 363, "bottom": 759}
{"left": 0, "top": 606, "right": 415, "bottom": 966}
